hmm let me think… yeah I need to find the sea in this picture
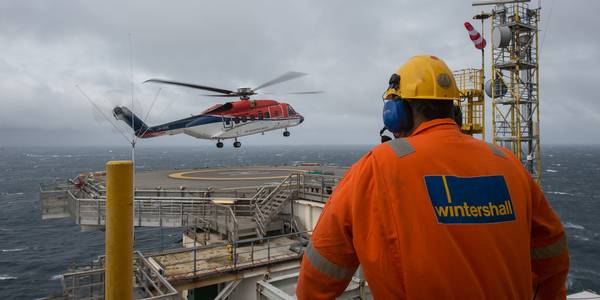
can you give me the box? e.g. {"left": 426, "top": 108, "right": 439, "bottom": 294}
{"left": 0, "top": 145, "right": 598, "bottom": 299}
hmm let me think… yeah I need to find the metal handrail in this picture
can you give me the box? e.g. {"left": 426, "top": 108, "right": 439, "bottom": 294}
{"left": 250, "top": 186, "right": 267, "bottom": 204}
{"left": 214, "top": 203, "right": 238, "bottom": 241}
{"left": 134, "top": 251, "right": 178, "bottom": 298}
{"left": 60, "top": 252, "right": 178, "bottom": 300}
{"left": 154, "top": 231, "right": 310, "bottom": 280}
{"left": 261, "top": 173, "right": 295, "bottom": 205}
{"left": 251, "top": 173, "right": 300, "bottom": 238}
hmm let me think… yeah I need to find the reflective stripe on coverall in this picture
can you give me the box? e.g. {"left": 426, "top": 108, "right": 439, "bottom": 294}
{"left": 296, "top": 118, "right": 569, "bottom": 300}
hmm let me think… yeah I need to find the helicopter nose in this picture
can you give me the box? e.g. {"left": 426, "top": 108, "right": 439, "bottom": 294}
{"left": 299, "top": 115, "right": 304, "bottom": 124}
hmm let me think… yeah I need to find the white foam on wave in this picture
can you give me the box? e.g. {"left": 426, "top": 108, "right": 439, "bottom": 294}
{"left": 24, "top": 153, "right": 94, "bottom": 158}
{"left": 0, "top": 274, "right": 17, "bottom": 280}
{"left": 573, "top": 235, "right": 590, "bottom": 242}
{"left": 1, "top": 192, "right": 24, "bottom": 196}
{"left": 51, "top": 274, "right": 63, "bottom": 280}
{"left": 25, "top": 153, "right": 67, "bottom": 158}
{"left": 2, "top": 247, "right": 27, "bottom": 252}
{"left": 547, "top": 191, "right": 573, "bottom": 196}
{"left": 563, "top": 222, "right": 585, "bottom": 230}
{"left": 545, "top": 169, "right": 558, "bottom": 173}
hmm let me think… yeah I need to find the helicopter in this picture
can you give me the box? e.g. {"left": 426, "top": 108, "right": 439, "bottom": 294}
{"left": 113, "top": 71, "right": 321, "bottom": 148}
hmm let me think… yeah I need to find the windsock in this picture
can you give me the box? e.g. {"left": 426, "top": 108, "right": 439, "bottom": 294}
{"left": 464, "top": 22, "right": 486, "bottom": 49}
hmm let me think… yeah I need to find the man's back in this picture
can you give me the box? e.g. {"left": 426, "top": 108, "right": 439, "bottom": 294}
{"left": 297, "top": 119, "right": 568, "bottom": 299}
{"left": 359, "top": 118, "right": 535, "bottom": 298}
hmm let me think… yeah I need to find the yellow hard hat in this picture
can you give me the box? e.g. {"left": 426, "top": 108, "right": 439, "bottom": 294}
{"left": 384, "top": 55, "right": 459, "bottom": 101}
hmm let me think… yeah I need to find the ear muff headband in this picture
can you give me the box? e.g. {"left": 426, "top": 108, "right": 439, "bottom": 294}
{"left": 383, "top": 99, "right": 412, "bottom": 133}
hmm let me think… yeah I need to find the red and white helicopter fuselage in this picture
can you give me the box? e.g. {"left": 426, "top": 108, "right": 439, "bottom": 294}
{"left": 114, "top": 99, "right": 303, "bottom": 148}
{"left": 113, "top": 71, "right": 317, "bottom": 148}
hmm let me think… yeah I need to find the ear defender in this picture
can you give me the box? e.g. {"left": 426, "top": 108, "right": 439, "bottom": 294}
{"left": 452, "top": 105, "right": 463, "bottom": 128}
{"left": 383, "top": 99, "right": 412, "bottom": 133}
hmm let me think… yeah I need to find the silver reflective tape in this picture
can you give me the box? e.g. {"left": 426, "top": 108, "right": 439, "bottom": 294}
{"left": 531, "top": 235, "right": 567, "bottom": 260}
{"left": 387, "top": 138, "right": 415, "bottom": 158}
{"left": 306, "top": 242, "right": 357, "bottom": 281}
{"left": 487, "top": 143, "right": 507, "bottom": 158}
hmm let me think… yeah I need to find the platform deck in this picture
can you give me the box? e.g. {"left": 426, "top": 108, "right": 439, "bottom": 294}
{"left": 151, "top": 236, "right": 302, "bottom": 282}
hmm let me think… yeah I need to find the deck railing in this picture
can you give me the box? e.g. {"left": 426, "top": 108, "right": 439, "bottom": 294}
{"left": 41, "top": 173, "right": 341, "bottom": 236}
{"left": 151, "top": 231, "right": 309, "bottom": 282}
{"left": 60, "top": 252, "right": 178, "bottom": 300}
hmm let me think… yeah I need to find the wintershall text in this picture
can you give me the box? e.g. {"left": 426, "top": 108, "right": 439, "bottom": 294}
{"left": 433, "top": 201, "right": 514, "bottom": 218}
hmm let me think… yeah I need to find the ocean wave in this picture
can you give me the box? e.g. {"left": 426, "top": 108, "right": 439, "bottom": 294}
{"left": 50, "top": 274, "right": 63, "bottom": 280}
{"left": 1, "top": 192, "right": 24, "bottom": 196}
{"left": 547, "top": 191, "right": 573, "bottom": 196}
{"left": 572, "top": 235, "right": 590, "bottom": 242}
{"left": 545, "top": 169, "right": 558, "bottom": 173}
{"left": 563, "top": 222, "right": 585, "bottom": 230}
{"left": 0, "top": 274, "right": 17, "bottom": 280}
{"left": 24, "top": 153, "right": 99, "bottom": 158}
{"left": 2, "top": 247, "right": 27, "bottom": 252}
{"left": 25, "top": 153, "right": 70, "bottom": 158}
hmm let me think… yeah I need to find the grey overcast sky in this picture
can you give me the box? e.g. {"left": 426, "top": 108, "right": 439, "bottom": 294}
{"left": 0, "top": 0, "right": 598, "bottom": 147}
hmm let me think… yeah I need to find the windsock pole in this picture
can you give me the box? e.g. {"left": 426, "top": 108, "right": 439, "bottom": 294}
{"left": 480, "top": 20, "right": 485, "bottom": 141}
{"left": 466, "top": 15, "right": 491, "bottom": 140}
{"left": 464, "top": 21, "right": 487, "bottom": 92}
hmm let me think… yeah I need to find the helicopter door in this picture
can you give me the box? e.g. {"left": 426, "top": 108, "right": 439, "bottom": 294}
{"left": 268, "top": 105, "right": 283, "bottom": 119}
{"left": 222, "top": 116, "right": 233, "bottom": 130}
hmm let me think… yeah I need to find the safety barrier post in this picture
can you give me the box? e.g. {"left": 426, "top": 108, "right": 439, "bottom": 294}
{"left": 105, "top": 161, "right": 133, "bottom": 300}
{"left": 96, "top": 198, "right": 100, "bottom": 225}
{"left": 193, "top": 217, "right": 197, "bottom": 275}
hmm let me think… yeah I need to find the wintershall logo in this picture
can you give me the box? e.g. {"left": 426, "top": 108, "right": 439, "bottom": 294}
{"left": 424, "top": 175, "right": 516, "bottom": 224}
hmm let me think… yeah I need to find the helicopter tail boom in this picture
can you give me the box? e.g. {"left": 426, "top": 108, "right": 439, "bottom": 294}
{"left": 112, "top": 106, "right": 152, "bottom": 138}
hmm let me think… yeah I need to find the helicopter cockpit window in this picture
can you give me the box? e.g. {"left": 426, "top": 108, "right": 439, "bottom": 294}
{"left": 264, "top": 112, "right": 270, "bottom": 119}
{"left": 258, "top": 112, "right": 263, "bottom": 120}
{"left": 225, "top": 119, "right": 231, "bottom": 125}
{"left": 241, "top": 116, "right": 247, "bottom": 122}
{"left": 250, "top": 115, "right": 256, "bottom": 121}
{"left": 234, "top": 117, "right": 240, "bottom": 124}
{"left": 288, "top": 106, "right": 297, "bottom": 116}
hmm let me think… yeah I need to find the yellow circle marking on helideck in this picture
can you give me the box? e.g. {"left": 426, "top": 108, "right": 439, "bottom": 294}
{"left": 168, "top": 168, "right": 308, "bottom": 181}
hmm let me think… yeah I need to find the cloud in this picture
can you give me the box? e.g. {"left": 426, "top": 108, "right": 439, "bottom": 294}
{"left": 0, "top": 0, "right": 598, "bottom": 146}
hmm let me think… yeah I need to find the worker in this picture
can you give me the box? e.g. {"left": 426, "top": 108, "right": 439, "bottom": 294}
{"left": 296, "top": 55, "right": 569, "bottom": 299}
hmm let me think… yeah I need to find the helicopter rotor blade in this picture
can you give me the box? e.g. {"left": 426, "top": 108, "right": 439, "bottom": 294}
{"left": 260, "top": 91, "right": 324, "bottom": 95}
{"left": 286, "top": 91, "right": 324, "bottom": 94}
{"left": 252, "top": 71, "right": 307, "bottom": 92}
{"left": 200, "top": 94, "right": 242, "bottom": 97}
{"left": 144, "top": 79, "right": 235, "bottom": 95}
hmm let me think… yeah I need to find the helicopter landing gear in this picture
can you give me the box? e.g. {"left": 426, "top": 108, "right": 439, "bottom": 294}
{"left": 233, "top": 138, "right": 241, "bottom": 148}
{"left": 283, "top": 129, "right": 291, "bottom": 137}
{"left": 216, "top": 141, "right": 224, "bottom": 148}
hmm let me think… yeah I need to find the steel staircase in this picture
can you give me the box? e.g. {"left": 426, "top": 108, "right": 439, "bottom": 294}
{"left": 253, "top": 173, "right": 299, "bottom": 238}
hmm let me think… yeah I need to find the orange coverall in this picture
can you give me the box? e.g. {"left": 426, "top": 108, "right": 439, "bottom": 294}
{"left": 297, "top": 119, "right": 569, "bottom": 299}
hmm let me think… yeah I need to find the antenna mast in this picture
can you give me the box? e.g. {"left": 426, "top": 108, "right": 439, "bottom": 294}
{"left": 474, "top": 0, "right": 542, "bottom": 182}
{"left": 129, "top": 33, "right": 136, "bottom": 165}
